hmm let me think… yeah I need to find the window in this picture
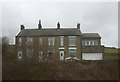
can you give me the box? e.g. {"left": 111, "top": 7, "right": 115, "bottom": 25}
{"left": 60, "top": 36, "right": 64, "bottom": 46}
{"left": 87, "top": 41, "right": 89, "bottom": 45}
{"left": 48, "top": 37, "right": 54, "bottom": 46}
{"left": 69, "top": 49, "right": 76, "bottom": 57}
{"left": 69, "top": 36, "right": 76, "bottom": 46}
{"left": 18, "top": 51, "right": 22, "bottom": 59}
{"left": 27, "top": 37, "right": 33, "bottom": 45}
{"left": 83, "top": 40, "right": 98, "bottom": 46}
{"left": 89, "top": 41, "right": 93, "bottom": 45}
{"left": 38, "top": 51, "right": 43, "bottom": 62}
{"left": 93, "top": 41, "right": 98, "bottom": 45}
{"left": 48, "top": 50, "right": 55, "bottom": 60}
{"left": 27, "top": 49, "right": 33, "bottom": 58}
{"left": 18, "top": 38, "right": 22, "bottom": 46}
{"left": 39, "top": 38, "right": 42, "bottom": 45}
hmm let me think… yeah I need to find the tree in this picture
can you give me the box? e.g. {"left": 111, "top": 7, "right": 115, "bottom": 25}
{"left": 2, "top": 36, "right": 9, "bottom": 54}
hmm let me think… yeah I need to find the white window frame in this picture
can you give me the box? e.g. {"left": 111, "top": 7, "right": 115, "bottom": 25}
{"left": 69, "top": 49, "right": 76, "bottom": 57}
{"left": 93, "top": 40, "right": 98, "bottom": 45}
{"left": 69, "top": 36, "right": 76, "bottom": 46}
{"left": 27, "top": 37, "right": 33, "bottom": 45}
{"left": 26, "top": 49, "right": 33, "bottom": 58}
{"left": 82, "top": 41, "right": 85, "bottom": 46}
{"left": 60, "top": 36, "right": 64, "bottom": 46}
{"left": 39, "top": 37, "right": 42, "bottom": 45}
{"left": 18, "top": 37, "right": 22, "bottom": 46}
{"left": 18, "top": 51, "right": 22, "bottom": 59}
{"left": 48, "top": 37, "right": 54, "bottom": 46}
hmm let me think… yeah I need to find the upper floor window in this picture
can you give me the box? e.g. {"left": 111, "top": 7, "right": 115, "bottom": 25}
{"left": 60, "top": 36, "right": 64, "bottom": 46}
{"left": 27, "top": 37, "right": 33, "bottom": 45}
{"left": 82, "top": 40, "right": 98, "bottom": 46}
{"left": 93, "top": 41, "right": 98, "bottom": 45}
{"left": 39, "top": 38, "right": 42, "bottom": 45}
{"left": 90, "top": 41, "right": 93, "bottom": 45}
{"left": 48, "top": 37, "right": 54, "bottom": 46}
{"left": 18, "top": 38, "right": 22, "bottom": 46}
{"left": 69, "top": 36, "right": 76, "bottom": 46}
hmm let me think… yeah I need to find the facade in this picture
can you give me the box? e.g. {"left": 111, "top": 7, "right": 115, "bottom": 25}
{"left": 15, "top": 20, "right": 104, "bottom": 61}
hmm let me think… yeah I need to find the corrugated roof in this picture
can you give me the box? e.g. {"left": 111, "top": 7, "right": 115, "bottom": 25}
{"left": 16, "top": 28, "right": 82, "bottom": 36}
{"left": 82, "top": 33, "right": 101, "bottom": 39}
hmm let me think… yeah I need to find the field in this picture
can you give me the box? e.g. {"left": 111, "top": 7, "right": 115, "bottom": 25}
{"left": 104, "top": 47, "right": 119, "bottom": 60}
{"left": 2, "top": 45, "right": 119, "bottom": 80}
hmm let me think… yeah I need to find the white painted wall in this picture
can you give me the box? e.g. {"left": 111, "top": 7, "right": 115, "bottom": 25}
{"left": 82, "top": 53, "right": 102, "bottom": 60}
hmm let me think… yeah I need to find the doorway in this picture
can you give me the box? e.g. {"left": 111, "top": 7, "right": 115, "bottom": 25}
{"left": 60, "top": 50, "right": 64, "bottom": 60}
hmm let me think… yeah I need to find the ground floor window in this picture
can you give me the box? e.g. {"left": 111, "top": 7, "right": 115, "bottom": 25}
{"left": 26, "top": 49, "right": 33, "bottom": 58}
{"left": 69, "top": 49, "right": 76, "bottom": 57}
{"left": 18, "top": 51, "right": 22, "bottom": 59}
{"left": 38, "top": 51, "right": 43, "bottom": 62}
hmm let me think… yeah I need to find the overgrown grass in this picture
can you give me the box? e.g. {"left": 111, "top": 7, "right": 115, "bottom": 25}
{"left": 2, "top": 60, "right": 118, "bottom": 80}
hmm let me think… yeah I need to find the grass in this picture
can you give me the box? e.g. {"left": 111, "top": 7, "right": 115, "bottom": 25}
{"left": 104, "top": 47, "right": 118, "bottom": 53}
{"left": 104, "top": 55, "right": 118, "bottom": 60}
{"left": 104, "top": 47, "right": 119, "bottom": 60}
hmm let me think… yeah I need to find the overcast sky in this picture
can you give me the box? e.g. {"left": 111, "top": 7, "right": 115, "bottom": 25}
{"left": 0, "top": 1, "right": 118, "bottom": 48}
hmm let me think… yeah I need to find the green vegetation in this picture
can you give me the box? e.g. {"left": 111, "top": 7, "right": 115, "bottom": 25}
{"left": 104, "top": 47, "right": 118, "bottom": 53}
{"left": 104, "top": 55, "right": 118, "bottom": 60}
{"left": 104, "top": 47, "right": 119, "bottom": 60}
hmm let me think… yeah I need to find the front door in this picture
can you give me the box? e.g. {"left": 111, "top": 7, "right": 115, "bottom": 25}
{"left": 60, "top": 50, "right": 64, "bottom": 60}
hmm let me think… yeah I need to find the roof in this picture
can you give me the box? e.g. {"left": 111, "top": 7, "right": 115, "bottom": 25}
{"left": 16, "top": 28, "right": 82, "bottom": 37}
{"left": 82, "top": 33, "right": 101, "bottom": 39}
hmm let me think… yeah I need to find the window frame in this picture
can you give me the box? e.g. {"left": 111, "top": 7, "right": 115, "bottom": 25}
{"left": 69, "top": 36, "right": 76, "bottom": 46}
{"left": 93, "top": 40, "right": 98, "bottom": 45}
{"left": 60, "top": 36, "right": 64, "bottom": 46}
{"left": 48, "top": 37, "right": 54, "bottom": 46}
{"left": 26, "top": 49, "right": 33, "bottom": 58}
{"left": 39, "top": 37, "right": 42, "bottom": 45}
{"left": 18, "top": 37, "right": 22, "bottom": 46}
{"left": 69, "top": 49, "right": 76, "bottom": 57}
{"left": 27, "top": 37, "right": 33, "bottom": 45}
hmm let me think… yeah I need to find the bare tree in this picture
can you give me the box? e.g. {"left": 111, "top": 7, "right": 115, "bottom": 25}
{"left": 2, "top": 36, "right": 9, "bottom": 54}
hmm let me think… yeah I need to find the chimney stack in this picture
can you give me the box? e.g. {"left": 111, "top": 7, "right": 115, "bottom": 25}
{"left": 38, "top": 20, "right": 42, "bottom": 29}
{"left": 77, "top": 23, "right": 80, "bottom": 29}
{"left": 57, "top": 22, "right": 60, "bottom": 29}
{"left": 20, "top": 25, "right": 25, "bottom": 30}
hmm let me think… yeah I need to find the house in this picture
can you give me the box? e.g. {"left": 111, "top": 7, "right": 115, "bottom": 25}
{"left": 15, "top": 20, "right": 104, "bottom": 61}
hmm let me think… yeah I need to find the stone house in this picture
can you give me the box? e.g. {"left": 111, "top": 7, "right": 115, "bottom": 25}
{"left": 15, "top": 20, "right": 104, "bottom": 61}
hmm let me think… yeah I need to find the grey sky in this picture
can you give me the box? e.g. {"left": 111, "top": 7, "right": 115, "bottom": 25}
{"left": 1, "top": 2, "right": 118, "bottom": 48}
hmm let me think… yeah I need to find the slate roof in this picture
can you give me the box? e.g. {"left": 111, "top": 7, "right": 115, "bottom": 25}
{"left": 16, "top": 28, "right": 82, "bottom": 37}
{"left": 82, "top": 33, "right": 101, "bottom": 39}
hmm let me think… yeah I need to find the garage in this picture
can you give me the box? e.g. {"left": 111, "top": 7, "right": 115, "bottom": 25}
{"left": 82, "top": 53, "right": 103, "bottom": 60}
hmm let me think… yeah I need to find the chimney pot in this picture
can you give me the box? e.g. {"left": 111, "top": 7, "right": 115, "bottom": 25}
{"left": 38, "top": 20, "right": 42, "bottom": 29}
{"left": 20, "top": 25, "right": 25, "bottom": 30}
{"left": 57, "top": 22, "right": 60, "bottom": 29}
{"left": 77, "top": 23, "right": 80, "bottom": 29}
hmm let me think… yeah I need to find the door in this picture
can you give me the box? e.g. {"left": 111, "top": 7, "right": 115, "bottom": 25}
{"left": 60, "top": 51, "right": 64, "bottom": 60}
